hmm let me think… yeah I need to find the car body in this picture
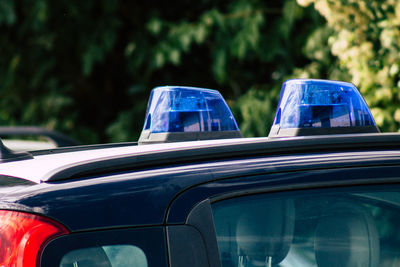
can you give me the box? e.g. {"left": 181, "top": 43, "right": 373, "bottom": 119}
{"left": 2, "top": 81, "right": 399, "bottom": 267}
{"left": 1, "top": 133, "right": 400, "bottom": 266}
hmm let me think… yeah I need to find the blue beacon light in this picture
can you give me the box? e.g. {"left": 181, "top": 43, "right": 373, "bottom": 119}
{"left": 268, "top": 79, "right": 379, "bottom": 137}
{"left": 139, "top": 86, "right": 242, "bottom": 144}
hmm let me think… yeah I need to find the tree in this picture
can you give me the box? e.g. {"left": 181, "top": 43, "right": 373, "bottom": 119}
{"left": 0, "top": 0, "right": 322, "bottom": 143}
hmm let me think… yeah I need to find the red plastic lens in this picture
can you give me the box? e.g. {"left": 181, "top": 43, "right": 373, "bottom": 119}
{"left": 0, "top": 210, "right": 69, "bottom": 267}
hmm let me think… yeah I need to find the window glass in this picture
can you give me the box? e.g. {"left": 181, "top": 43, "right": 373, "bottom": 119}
{"left": 211, "top": 187, "right": 400, "bottom": 267}
{"left": 60, "top": 245, "right": 148, "bottom": 267}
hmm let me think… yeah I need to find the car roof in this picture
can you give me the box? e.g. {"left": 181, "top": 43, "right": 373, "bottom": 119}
{"left": 0, "top": 137, "right": 257, "bottom": 183}
{"left": 2, "top": 133, "right": 400, "bottom": 184}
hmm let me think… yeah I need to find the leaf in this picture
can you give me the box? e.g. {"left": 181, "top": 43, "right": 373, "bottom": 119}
{"left": 0, "top": 0, "right": 16, "bottom": 26}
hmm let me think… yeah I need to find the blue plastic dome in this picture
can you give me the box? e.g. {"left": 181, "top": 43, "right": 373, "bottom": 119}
{"left": 269, "top": 79, "right": 379, "bottom": 137}
{"left": 139, "top": 86, "right": 241, "bottom": 143}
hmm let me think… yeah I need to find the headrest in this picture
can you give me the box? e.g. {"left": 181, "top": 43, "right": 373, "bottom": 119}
{"left": 314, "top": 201, "right": 380, "bottom": 267}
{"left": 60, "top": 247, "right": 112, "bottom": 267}
{"left": 235, "top": 199, "right": 295, "bottom": 266}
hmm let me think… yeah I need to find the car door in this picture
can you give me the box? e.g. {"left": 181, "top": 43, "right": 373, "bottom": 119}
{"left": 167, "top": 164, "right": 400, "bottom": 267}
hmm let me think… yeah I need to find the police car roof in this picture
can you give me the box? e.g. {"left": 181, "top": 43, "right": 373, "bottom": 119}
{"left": 2, "top": 133, "right": 400, "bottom": 184}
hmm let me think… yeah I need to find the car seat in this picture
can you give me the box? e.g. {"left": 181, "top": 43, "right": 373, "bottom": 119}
{"left": 314, "top": 201, "right": 380, "bottom": 267}
{"left": 235, "top": 199, "right": 295, "bottom": 267}
{"left": 60, "top": 246, "right": 112, "bottom": 267}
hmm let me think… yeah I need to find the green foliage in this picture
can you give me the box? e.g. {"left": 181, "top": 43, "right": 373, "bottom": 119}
{"left": 232, "top": 86, "right": 280, "bottom": 137}
{"left": 144, "top": 3, "right": 266, "bottom": 83}
{"left": 0, "top": 0, "right": 15, "bottom": 25}
{"left": 0, "top": 0, "right": 325, "bottom": 143}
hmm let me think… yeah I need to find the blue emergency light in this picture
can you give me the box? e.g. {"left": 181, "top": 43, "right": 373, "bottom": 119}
{"left": 268, "top": 79, "right": 379, "bottom": 137}
{"left": 139, "top": 86, "right": 242, "bottom": 144}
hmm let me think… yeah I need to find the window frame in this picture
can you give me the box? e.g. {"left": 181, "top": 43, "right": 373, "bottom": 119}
{"left": 167, "top": 164, "right": 400, "bottom": 267}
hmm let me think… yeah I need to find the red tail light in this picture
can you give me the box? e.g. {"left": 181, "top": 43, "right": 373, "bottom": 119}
{"left": 0, "top": 210, "right": 69, "bottom": 267}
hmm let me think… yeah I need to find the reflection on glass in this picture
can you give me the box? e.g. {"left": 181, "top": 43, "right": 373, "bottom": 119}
{"left": 212, "top": 188, "right": 400, "bottom": 267}
{"left": 60, "top": 244, "right": 148, "bottom": 267}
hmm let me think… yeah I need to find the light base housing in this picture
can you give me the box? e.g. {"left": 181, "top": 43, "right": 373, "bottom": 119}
{"left": 139, "top": 130, "right": 242, "bottom": 144}
{"left": 269, "top": 125, "right": 379, "bottom": 138}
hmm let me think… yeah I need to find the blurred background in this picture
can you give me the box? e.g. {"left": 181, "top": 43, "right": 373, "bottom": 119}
{"left": 0, "top": 0, "right": 399, "bottom": 144}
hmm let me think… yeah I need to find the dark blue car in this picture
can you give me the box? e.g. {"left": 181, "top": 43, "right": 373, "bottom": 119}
{"left": 0, "top": 81, "right": 399, "bottom": 267}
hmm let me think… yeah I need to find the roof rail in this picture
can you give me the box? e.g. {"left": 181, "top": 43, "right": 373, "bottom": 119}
{"left": 0, "top": 127, "right": 79, "bottom": 147}
{"left": 31, "top": 142, "right": 138, "bottom": 156}
{"left": 44, "top": 133, "right": 400, "bottom": 182}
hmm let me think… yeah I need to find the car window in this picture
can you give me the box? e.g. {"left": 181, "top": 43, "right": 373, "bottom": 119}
{"left": 41, "top": 227, "right": 166, "bottom": 267}
{"left": 60, "top": 245, "right": 147, "bottom": 267}
{"left": 211, "top": 186, "right": 400, "bottom": 267}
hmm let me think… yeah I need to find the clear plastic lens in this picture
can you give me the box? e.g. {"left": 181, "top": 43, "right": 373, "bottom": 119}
{"left": 0, "top": 210, "right": 69, "bottom": 266}
{"left": 143, "top": 86, "right": 239, "bottom": 133}
{"left": 273, "top": 80, "right": 376, "bottom": 129}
